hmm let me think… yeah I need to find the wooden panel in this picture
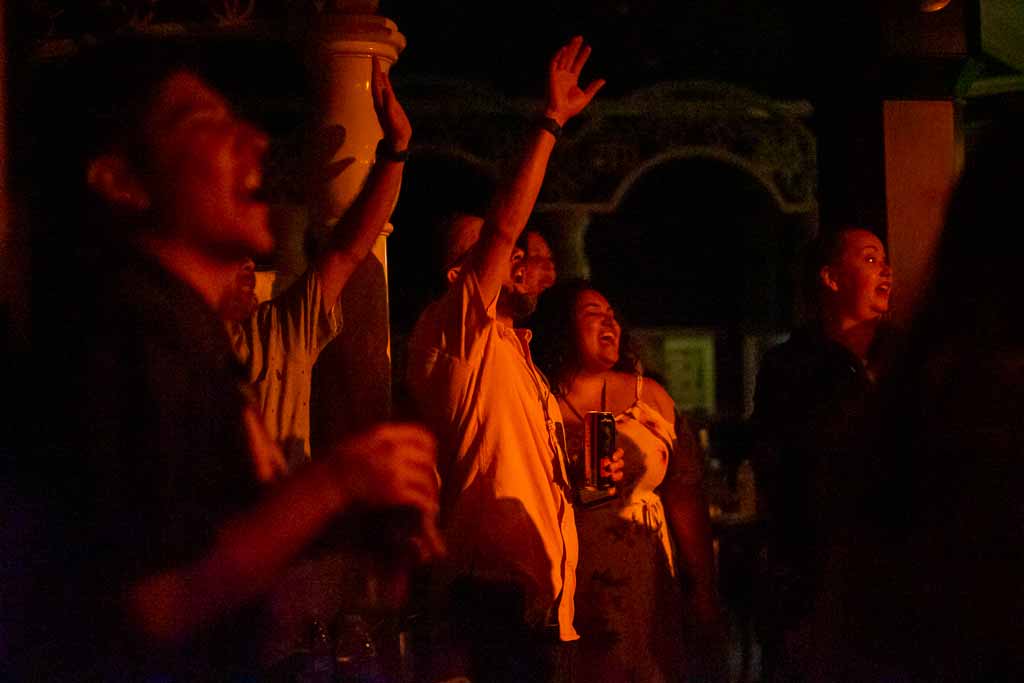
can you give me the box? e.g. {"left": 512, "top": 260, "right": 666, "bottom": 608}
{"left": 883, "top": 99, "right": 961, "bottom": 322}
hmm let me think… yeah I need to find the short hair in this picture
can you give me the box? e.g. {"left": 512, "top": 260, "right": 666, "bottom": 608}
{"left": 27, "top": 36, "right": 214, "bottom": 243}
{"left": 66, "top": 37, "right": 214, "bottom": 166}
{"left": 441, "top": 212, "right": 484, "bottom": 274}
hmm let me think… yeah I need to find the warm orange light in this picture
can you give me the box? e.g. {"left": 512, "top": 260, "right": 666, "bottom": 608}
{"left": 920, "top": 0, "right": 953, "bottom": 12}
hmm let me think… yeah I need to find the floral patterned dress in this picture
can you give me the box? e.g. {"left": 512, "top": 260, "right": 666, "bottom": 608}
{"left": 562, "top": 376, "right": 693, "bottom": 683}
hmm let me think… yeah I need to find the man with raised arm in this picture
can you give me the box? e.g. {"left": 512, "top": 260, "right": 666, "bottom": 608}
{"left": 406, "top": 37, "right": 606, "bottom": 682}
{"left": 220, "top": 57, "right": 410, "bottom": 472}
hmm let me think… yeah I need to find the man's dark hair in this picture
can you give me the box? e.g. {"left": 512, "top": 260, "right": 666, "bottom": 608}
{"left": 27, "top": 37, "right": 213, "bottom": 245}
{"left": 24, "top": 37, "right": 219, "bottom": 334}
{"left": 61, "top": 37, "right": 213, "bottom": 165}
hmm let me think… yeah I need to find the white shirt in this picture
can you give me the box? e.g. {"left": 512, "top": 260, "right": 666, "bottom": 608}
{"left": 230, "top": 269, "right": 342, "bottom": 468}
{"left": 407, "top": 269, "right": 579, "bottom": 640}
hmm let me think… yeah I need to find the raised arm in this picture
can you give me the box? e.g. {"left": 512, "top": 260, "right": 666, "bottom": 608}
{"left": 315, "top": 57, "right": 412, "bottom": 307}
{"left": 125, "top": 423, "right": 442, "bottom": 646}
{"left": 471, "top": 36, "right": 605, "bottom": 302}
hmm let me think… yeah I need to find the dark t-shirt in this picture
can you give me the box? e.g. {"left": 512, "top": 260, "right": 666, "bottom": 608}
{"left": 20, "top": 251, "right": 263, "bottom": 680}
{"left": 749, "top": 323, "right": 898, "bottom": 617}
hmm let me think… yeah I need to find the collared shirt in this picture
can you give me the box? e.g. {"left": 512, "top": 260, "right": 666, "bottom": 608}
{"left": 230, "top": 269, "right": 342, "bottom": 469}
{"left": 407, "top": 270, "right": 579, "bottom": 640}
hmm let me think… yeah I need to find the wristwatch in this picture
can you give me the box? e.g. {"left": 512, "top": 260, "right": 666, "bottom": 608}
{"left": 536, "top": 115, "right": 563, "bottom": 140}
{"left": 376, "top": 138, "right": 410, "bottom": 163}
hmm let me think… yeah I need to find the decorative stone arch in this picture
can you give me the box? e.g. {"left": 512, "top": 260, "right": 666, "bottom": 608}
{"left": 607, "top": 145, "right": 814, "bottom": 219}
{"left": 398, "top": 77, "right": 820, "bottom": 283}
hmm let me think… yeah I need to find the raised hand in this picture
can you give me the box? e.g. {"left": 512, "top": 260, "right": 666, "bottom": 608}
{"left": 371, "top": 56, "right": 412, "bottom": 153}
{"left": 545, "top": 36, "right": 606, "bottom": 126}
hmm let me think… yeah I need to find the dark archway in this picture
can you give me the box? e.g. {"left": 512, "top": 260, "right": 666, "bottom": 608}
{"left": 585, "top": 156, "right": 807, "bottom": 419}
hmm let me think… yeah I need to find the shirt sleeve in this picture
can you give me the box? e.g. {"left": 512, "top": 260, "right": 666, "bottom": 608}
{"left": 268, "top": 269, "right": 343, "bottom": 359}
{"left": 242, "top": 269, "right": 344, "bottom": 379}
{"left": 414, "top": 267, "right": 498, "bottom": 363}
{"left": 405, "top": 267, "right": 499, "bottom": 441}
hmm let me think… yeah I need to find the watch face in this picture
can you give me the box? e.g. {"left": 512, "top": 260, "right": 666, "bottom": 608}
{"left": 376, "top": 138, "right": 409, "bottom": 162}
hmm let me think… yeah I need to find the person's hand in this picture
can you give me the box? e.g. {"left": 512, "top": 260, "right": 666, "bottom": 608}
{"left": 371, "top": 56, "right": 412, "bottom": 153}
{"left": 599, "top": 447, "right": 625, "bottom": 483}
{"left": 544, "top": 35, "right": 606, "bottom": 127}
{"left": 325, "top": 422, "right": 443, "bottom": 561}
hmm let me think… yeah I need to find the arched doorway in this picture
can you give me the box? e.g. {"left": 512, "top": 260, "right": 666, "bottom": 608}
{"left": 585, "top": 154, "right": 812, "bottom": 421}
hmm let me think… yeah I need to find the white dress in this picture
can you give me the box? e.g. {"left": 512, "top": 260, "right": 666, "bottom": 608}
{"left": 563, "top": 377, "right": 691, "bottom": 683}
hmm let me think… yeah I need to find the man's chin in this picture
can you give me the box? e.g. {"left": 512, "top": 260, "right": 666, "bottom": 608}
{"left": 498, "top": 288, "right": 537, "bottom": 321}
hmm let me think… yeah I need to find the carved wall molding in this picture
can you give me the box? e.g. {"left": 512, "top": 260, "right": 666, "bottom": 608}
{"left": 400, "top": 78, "right": 818, "bottom": 216}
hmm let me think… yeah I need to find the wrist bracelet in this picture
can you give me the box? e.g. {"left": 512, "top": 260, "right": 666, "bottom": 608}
{"left": 376, "top": 138, "right": 410, "bottom": 163}
{"left": 536, "top": 115, "right": 563, "bottom": 140}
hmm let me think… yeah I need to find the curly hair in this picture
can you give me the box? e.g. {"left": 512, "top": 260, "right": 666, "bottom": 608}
{"left": 530, "top": 278, "right": 642, "bottom": 392}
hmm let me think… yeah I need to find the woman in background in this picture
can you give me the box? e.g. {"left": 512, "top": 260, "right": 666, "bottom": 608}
{"left": 532, "top": 278, "right": 723, "bottom": 683}
{"left": 748, "top": 225, "right": 898, "bottom": 681}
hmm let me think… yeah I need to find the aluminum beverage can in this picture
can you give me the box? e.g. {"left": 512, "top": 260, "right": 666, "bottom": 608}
{"left": 585, "top": 411, "right": 616, "bottom": 489}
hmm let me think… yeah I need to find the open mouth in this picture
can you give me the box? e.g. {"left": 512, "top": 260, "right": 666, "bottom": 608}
{"left": 599, "top": 331, "right": 617, "bottom": 346}
{"left": 876, "top": 282, "right": 892, "bottom": 296}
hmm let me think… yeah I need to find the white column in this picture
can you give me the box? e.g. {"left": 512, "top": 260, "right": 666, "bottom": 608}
{"left": 309, "top": 11, "right": 406, "bottom": 449}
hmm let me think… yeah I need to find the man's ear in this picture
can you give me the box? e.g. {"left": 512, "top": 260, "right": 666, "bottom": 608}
{"left": 446, "top": 265, "right": 462, "bottom": 284}
{"left": 820, "top": 265, "right": 840, "bottom": 292}
{"left": 86, "top": 153, "right": 151, "bottom": 213}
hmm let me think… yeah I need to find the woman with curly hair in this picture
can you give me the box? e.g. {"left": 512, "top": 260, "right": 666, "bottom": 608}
{"left": 531, "top": 278, "right": 724, "bottom": 682}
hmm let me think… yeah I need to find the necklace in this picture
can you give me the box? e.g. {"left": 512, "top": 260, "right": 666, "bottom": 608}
{"left": 557, "top": 391, "right": 587, "bottom": 423}
{"left": 556, "top": 376, "right": 610, "bottom": 423}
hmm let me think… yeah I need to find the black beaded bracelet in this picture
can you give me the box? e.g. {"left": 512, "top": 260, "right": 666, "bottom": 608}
{"left": 376, "top": 138, "right": 410, "bottom": 163}
{"left": 536, "top": 115, "right": 563, "bottom": 140}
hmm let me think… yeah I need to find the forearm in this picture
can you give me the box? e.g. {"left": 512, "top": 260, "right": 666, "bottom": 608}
{"left": 486, "top": 127, "right": 556, "bottom": 245}
{"left": 473, "top": 126, "right": 556, "bottom": 289}
{"left": 126, "top": 458, "right": 348, "bottom": 645}
{"left": 663, "top": 480, "right": 718, "bottom": 600}
{"left": 317, "top": 158, "right": 405, "bottom": 304}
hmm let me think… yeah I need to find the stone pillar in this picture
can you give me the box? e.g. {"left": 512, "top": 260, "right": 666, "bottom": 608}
{"left": 309, "top": 9, "right": 406, "bottom": 451}
{"left": 262, "top": 10, "right": 410, "bottom": 654}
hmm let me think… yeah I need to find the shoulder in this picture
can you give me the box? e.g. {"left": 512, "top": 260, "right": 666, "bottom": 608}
{"left": 761, "top": 328, "right": 815, "bottom": 361}
{"left": 637, "top": 374, "right": 677, "bottom": 423}
{"left": 757, "top": 326, "right": 836, "bottom": 380}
